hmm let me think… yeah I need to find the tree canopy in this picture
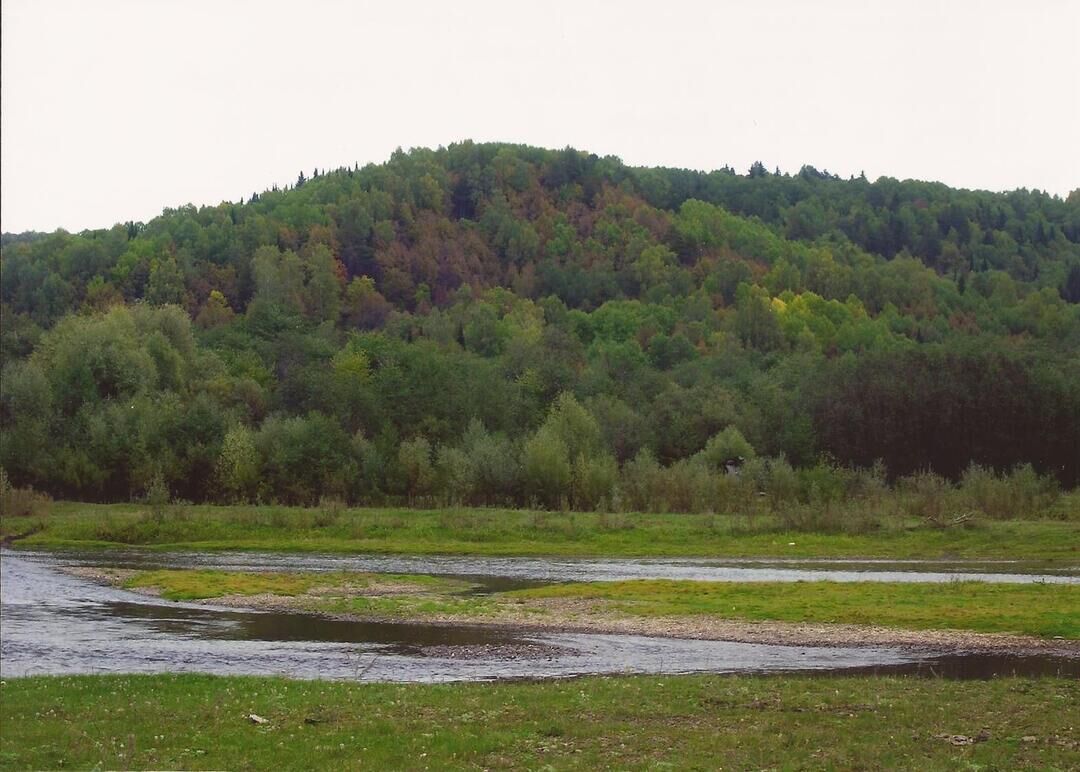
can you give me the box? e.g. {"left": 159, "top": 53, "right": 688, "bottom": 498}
{"left": 2, "top": 142, "right": 1078, "bottom": 506}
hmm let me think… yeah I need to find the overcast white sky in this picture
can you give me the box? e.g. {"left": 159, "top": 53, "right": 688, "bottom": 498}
{"left": 2, "top": 0, "right": 1078, "bottom": 233}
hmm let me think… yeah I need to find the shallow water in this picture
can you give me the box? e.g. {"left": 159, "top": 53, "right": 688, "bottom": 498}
{"left": 0, "top": 553, "right": 922, "bottom": 681}
{"left": 2, "top": 551, "right": 1077, "bottom": 682}
{"left": 22, "top": 548, "right": 1080, "bottom": 587}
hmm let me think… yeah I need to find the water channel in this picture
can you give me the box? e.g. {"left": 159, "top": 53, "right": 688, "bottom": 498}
{"left": 2, "top": 549, "right": 1077, "bottom": 682}
{"left": 22, "top": 547, "right": 1080, "bottom": 586}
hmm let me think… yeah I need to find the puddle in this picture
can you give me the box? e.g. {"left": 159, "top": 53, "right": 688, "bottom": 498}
{"left": 1, "top": 552, "right": 1076, "bottom": 682}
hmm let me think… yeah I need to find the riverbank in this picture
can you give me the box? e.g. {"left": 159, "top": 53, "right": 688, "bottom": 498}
{"left": 6, "top": 502, "right": 1080, "bottom": 561}
{"left": 66, "top": 566, "right": 1080, "bottom": 654}
{"left": 2, "top": 673, "right": 1077, "bottom": 770}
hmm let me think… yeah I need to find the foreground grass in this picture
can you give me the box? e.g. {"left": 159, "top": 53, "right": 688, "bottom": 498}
{"left": 513, "top": 580, "right": 1080, "bottom": 639}
{"left": 118, "top": 568, "right": 1080, "bottom": 638}
{"left": 1, "top": 674, "right": 1076, "bottom": 770}
{"left": 6, "top": 501, "right": 1080, "bottom": 561}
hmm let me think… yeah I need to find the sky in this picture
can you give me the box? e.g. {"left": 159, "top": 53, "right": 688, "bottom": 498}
{"left": 2, "top": 0, "right": 1078, "bottom": 234}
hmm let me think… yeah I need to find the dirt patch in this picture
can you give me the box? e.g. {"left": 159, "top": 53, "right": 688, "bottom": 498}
{"left": 307, "top": 580, "right": 437, "bottom": 597}
{"left": 194, "top": 592, "right": 316, "bottom": 610}
{"left": 401, "top": 642, "right": 566, "bottom": 660}
{"left": 427, "top": 597, "right": 1080, "bottom": 658}
{"left": 60, "top": 565, "right": 144, "bottom": 587}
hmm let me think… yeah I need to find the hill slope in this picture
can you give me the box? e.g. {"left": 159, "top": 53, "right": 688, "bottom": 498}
{"left": 2, "top": 142, "right": 1079, "bottom": 505}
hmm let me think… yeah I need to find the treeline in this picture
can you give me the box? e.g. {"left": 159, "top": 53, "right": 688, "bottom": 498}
{"left": 1, "top": 143, "right": 1079, "bottom": 509}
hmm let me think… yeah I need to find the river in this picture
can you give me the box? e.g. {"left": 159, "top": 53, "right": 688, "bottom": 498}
{"left": 2, "top": 550, "right": 1076, "bottom": 682}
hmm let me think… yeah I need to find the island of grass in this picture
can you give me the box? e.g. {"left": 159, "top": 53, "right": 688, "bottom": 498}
{"left": 59, "top": 565, "right": 1079, "bottom": 645}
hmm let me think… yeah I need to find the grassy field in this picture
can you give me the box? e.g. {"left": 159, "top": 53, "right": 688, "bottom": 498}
{"left": 5, "top": 501, "right": 1080, "bottom": 561}
{"left": 118, "top": 568, "right": 1080, "bottom": 638}
{"left": 1, "top": 673, "right": 1076, "bottom": 770}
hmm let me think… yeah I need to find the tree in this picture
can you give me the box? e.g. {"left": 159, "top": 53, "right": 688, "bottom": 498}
{"left": 1061, "top": 263, "right": 1080, "bottom": 304}
{"left": 734, "top": 286, "right": 783, "bottom": 351}
{"left": 697, "top": 426, "right": 756, "bottom": 468}
{"left": 145, "top": 256, "right": 186, "bottom": 306}
{"left": 251, "top": 246, "right": 305, "bottom": 315}
{"left": 34, "top": 307, "right": 156, "bottom": 415}
{"left": 462, "top": 303, "right": 503, "bottom": 356}
{"left": 435, "top": 445, "right": 474, "bottom": 505}
{"left": 255, "top": 413, "right": 354, "bottom": 504}
{"left": 522, "top": 429, "right": 571, "bottom": 509}
{"left": 215, "top": 424, "right": 259, "bottom": 502}
{"left": 82, "top": 276, "right": 124, "bottom": 313}
{"left": 618, "top": 448, "right": 664, "bottom": 512}
{"left": 398, "top": 436, "right": 435, "bottom": 503}
{"left": 303, "top": 244, "right": 343, "bottom": 323}
{"left": 195, "top": 290, "right": 235, "bottom": 328}
{"left": 342, "top": 276, "right": 391, "bottom": 329}
{"left": 0, "top": 360, "right": 53, "bottom": 485}
{"left": 460, "top": 419, "right": 520, "bottom": 505}
{"left": 572, "top": 453, "right": 617, "bottom": 511}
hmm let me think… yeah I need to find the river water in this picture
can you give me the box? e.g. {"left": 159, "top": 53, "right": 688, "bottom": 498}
{"left": 2, "top": 550, "right": 1077, "bottom": 682}
{"left": 23, "top": 547, "right": 1080, "bottom": 586}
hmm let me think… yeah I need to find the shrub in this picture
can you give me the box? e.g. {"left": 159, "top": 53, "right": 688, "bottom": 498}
{"left": 899, "top": 470, "right": 956, "bottom": 523}
{"left": 316, "top": 495, "right": 346, "bottom": 527}
{"left": 697, "top": 426, "right": 756, "bottom": 469}
{"left": 398, "top": 436, "right": 435, "bottom": 504}
{"left": 596, "top": 510, "right": 632, "bottom": 531}
{"left": 776, "top": 500, "right": 883, "bottom": 535}
{"left": 617, "top": 448, "right": 666, "bottom": 513}
{"left": 0, "top": 468, "right": 51, "bottom": 518}
{"left": 573, "top": 453, "right": 618, "bottom": 511}
{"left": 215, "top": 424, "right": 259, "bottom": 503}
{"left": 958, "top": 463, "right": 1059, "bottom": 520}
{"left": 143, "top": 471, "right": 171, "bottom": 521}
{"left": 522, "top": 429, "right": 571, "bottom": 509}
{"left": 764, "top": 455, "right": 800, "bottom": 505}
{"left": 797, "top": 461, "right": 849, "bottom": 504}
{"left": 435, "top": 445, "right": 475, "bottom": 506}
{"left": 848, "top": 460, "right": 891, "bottom": 513}
{"left": 461, "top": 420, "right": 520, "bottom": 506}
{"left": 661, "top": 458, "right": 714, "bottom": 513}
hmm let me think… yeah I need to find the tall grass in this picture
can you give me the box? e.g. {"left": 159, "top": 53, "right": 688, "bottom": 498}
{"left": 0, "top": 467, "right": 52, "bottom": 519}
{"left": 605, "top": 458, "right": 1067, "bottom": 533}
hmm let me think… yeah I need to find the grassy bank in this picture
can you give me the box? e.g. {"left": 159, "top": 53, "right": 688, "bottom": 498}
{"left": 5, "top": 501, "right": 1080, "bottom": 561}
{"left": 1, "top": 674, "right": 1077, "bottom": 770}
{"left": 116, "top": 568, "right": 1080, "bottom": 639}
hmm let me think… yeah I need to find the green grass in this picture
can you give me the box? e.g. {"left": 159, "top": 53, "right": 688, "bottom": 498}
{"left": 1, "top": 674, "right": 1076, "bottom": 770}
{"left": 117, "top": 567, "right": 496, "bottom": 619}
{"left": 123, "top": 569, "right": 471, "bottom": 601}
{"left": 513, "top": 580, "right": 1080, "bottom": 638}
{"left": 6, "top": 501, "right": 1080, "bottom": 561}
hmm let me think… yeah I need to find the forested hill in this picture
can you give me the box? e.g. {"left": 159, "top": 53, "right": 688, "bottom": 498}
{"left": 2, "top": 142, "right": 1079, "bottom": 506}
